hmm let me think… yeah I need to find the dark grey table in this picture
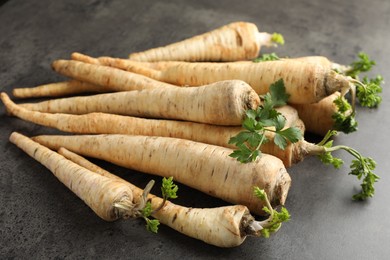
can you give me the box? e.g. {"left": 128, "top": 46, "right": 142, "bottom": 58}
{"left": 1, "top": 0, "right": 390, "bottom": 259}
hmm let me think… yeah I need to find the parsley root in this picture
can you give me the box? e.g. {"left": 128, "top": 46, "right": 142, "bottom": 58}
{"left": 128, "top": 21, "right": 284, "bottom": 62}
{"left": 295, "top": 53, "right": 383, "bottom": 108}
{"left": 16, "top": 80, "right": 260, "bottom": 126}
{"left": 59, "top": 148, "right": 290, "bottom": 247}
{"left": 98, "top": 51, "right": 383, "bottom": 107}
{"left": 11, "top": 58, "right": 176, "bottom": 99}
{"left": 289, "top": 52, "right": 383, "bottom": 135}
{"left": 51, "top": 59, "right": 176, "bottom": 92}
{"left": 31, "top": 134, "right": 291, "bottom": 215}
{"left": 92, "top": 57, "right": 352, "bottom": 105}
{"left": 9, "top": 132, "right": 136, "bottom": 221}
{"left": 1, "top": 92, "right": 304, "bottom": 167}
{"left": 12, "top": 80, "right": 105, "bottom": 99}
{"left": 292, "top": 92, "right": 357, "bottom": 135}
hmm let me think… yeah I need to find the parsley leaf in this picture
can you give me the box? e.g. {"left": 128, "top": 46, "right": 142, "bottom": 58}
{"left": 315, "top": 131, "right": 379, "bottom": 200}
{"left": 253, "top": 187, "right": 290, "bottom": 238}
{"left": 356, "top": 76, "right": 383, "bottom": 108}
{"left": 142, "top": 201, "right": 160, "bottom": 233}
{"left": 253, "top": 52, "right": 280, "bottom": 62}
{"left": 229, "top": 143, "right": 261, "bottom": 163}
{"left": 332, "top": 96, "right": 358, "bottom": 134}
{"left": 141, "top": 201, "right": 153, "bottom": 217}
{"left": 271, "top": 33, "right": 285, "bottom": 45}
{"left": 345, "top": 52, "right": 376, "bottom": 78}
{"left": 317, "top": 140, "right": 344, "bottom": 168}
{"left": 135, "top": 178, "right": 179, "bottom": 233}
{"left": 229, "top": 79, "right": 302, "bottom": 163}
{"left": 161, "top": 176, "right": 178, "bottom": 200}
{"left": 266, "top": 79, "right": 290, "bottom": 107}
{"left": 340, "top": 52, "right": 384, "bottom": 108}
{"left": 145, "top": 218, "right": 160, "bottom": 233}
{"left": 349, "top": 157, "right": 379, "bottom": 200}
{"left": 274, "top": 127, "right": 303, "bottom": 150}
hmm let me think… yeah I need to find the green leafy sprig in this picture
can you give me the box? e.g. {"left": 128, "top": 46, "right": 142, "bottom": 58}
{"left": 253, "top": 52, "right": 280, "bottom": 62}
{"left": 253, "top": 187, "right": 290, "bottom": 238}
{"left": 330, "top": 52, "right": 383, "bottom": 133}
{"left": 357, "top": 76, "right": 383, "bottom": 108}
{"left": 332, "top": 96, "right": 358, "bottom": 134}
{"left": 229, "top": 79, "right": 302, "bottom": 163}
{"left": 271, "top": 33, "right": 285, "bottom": 45}
{"left": 342, "top": 52, "right": 384, "bottom": 108}
{"left": 345, "top": 52, "right": 376, "bottom": 78}
{"left": 316, "top": 131, "right": 379, "bottom": 200}
{"left": 136, "top": 177, "right": 179, "bottom": 233}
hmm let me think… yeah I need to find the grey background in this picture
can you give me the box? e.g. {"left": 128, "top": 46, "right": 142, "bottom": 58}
{"left": 1, "top": 0, "right": 389, "bottom": 259}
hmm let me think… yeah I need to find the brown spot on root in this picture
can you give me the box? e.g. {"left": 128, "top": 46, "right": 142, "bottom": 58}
{"left": 235, "top": 30, "right": 243, "bottom": 46}
{"left": 224, "top": 171, "right": 229, "bottom": 182}
{"left": 171, "top": 213, "right": 177, "bottom": 223}
{"left": 185, "top": 208, "right": 193, "bottom": 215}
{"left": 271, "top": 168, "right": 291, "bottom": 206}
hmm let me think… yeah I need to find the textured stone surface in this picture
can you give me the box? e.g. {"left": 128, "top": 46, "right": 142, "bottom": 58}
{"left": 1, "top": 0, "right": 390, "bottom": 258}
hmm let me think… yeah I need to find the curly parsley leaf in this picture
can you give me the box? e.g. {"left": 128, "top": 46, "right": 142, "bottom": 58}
{"left": 332, "top": 96, "right": 358, "bottom": 134}
{"left": 356, "top": 76, "right": 383, "bottom": 108}
{"left": 253, "top": 187, "right": 290, "bottom": 238}
{"left": 145, "top": 218, "right": 160, "bottom": 233}
{"left": 350, "top": 157, "right": 379, "bottom": 200}
{"left": 271, "top": 33, "right": 285, "bottom": 45}
{"left": 253, "top": 52, "right": 280, "bottom": 62}
{"left": 137, "top": 178, "right": 179, "bottom": 233}
{"left": 315, "top": 131, "right": 379, "bottom": 200}
{"left": 317, "top": 140, "right": 344, "bottom": 168}
{"left": 346, "top": 52, "right": 376, "bottom": 78}
{"left": 161, "top": 176, "right": 178, "bottom": 200}
{"left": 340, "top": 52, "right": 383, "bottom": 108}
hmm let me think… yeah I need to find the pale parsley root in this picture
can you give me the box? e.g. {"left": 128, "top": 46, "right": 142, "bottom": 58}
{"left": 244, "top": 187, "right": 290, "bottom": 238}
{"left": 253, "top": 52, "right": 383, "bottom": 133}
{"left": 115, "top": 177, "right": 178, "bottom": 233}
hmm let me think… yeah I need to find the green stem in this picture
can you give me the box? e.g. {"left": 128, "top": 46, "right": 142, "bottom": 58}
{"left": 317, "top": 130, "right": 337, "bottom": 146}
{"left": 313, "top": 131, "right": 379, "bottom": 200}
{"left": 255, "top": 130, "right": 267, "bottom": 151}
{"left": 253, "top": 188, "right": 290, "bottom": 237}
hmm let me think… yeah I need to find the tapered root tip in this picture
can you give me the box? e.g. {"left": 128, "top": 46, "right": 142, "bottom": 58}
{"left": 71, "top": 52, "right": 100, "bottom": 64}
{"left": 1, "top": 92, "right": 13, "bottom": 116}
{"left": 51, "top": 60, "right": 60, "bottom": 71}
